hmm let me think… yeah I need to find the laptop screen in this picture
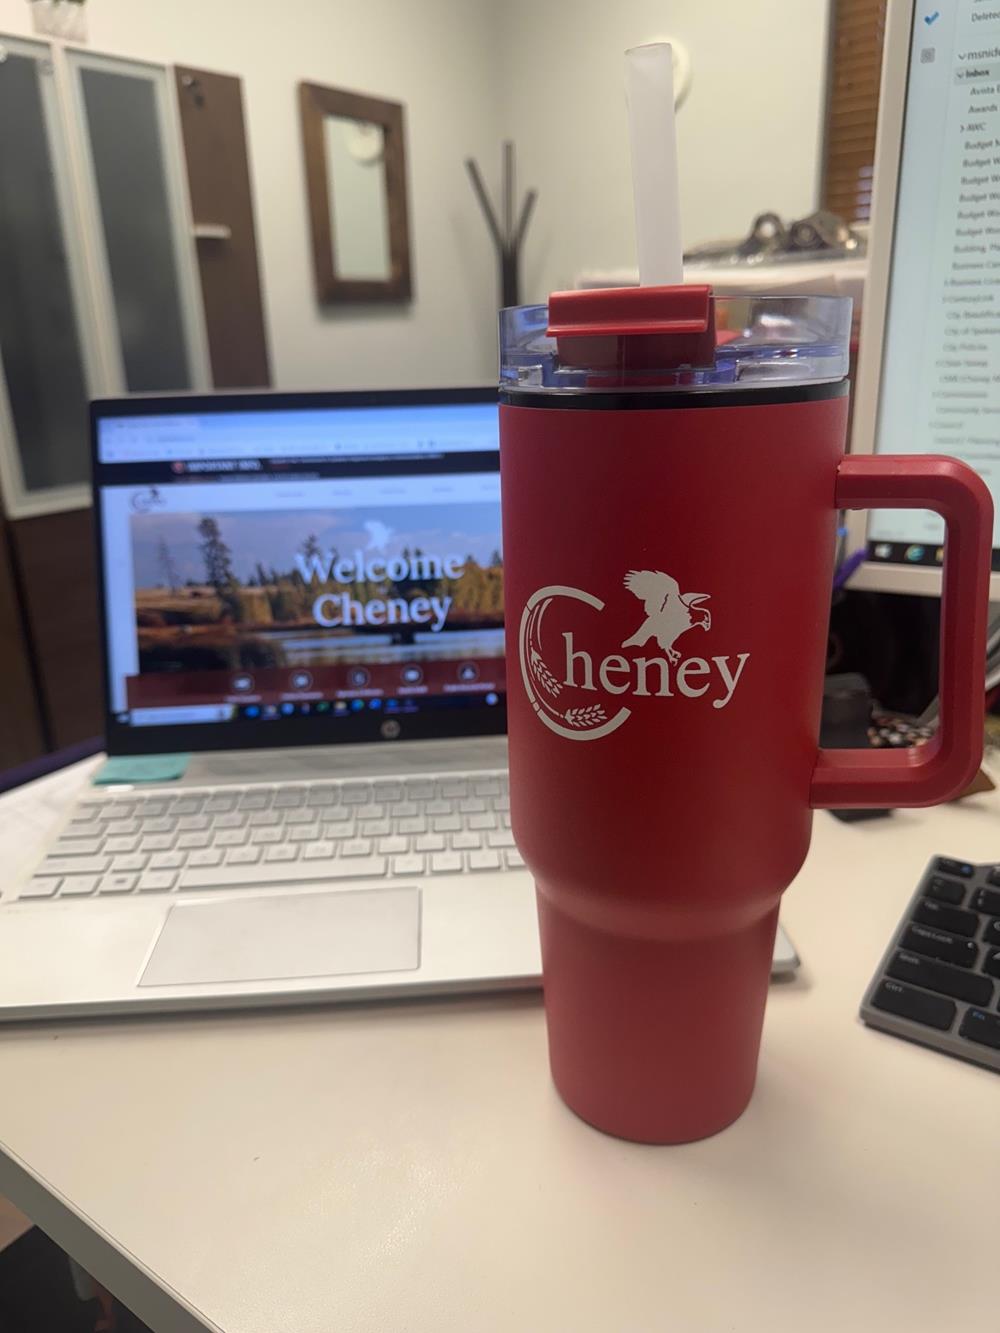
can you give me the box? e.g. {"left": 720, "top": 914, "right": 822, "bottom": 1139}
{"left": 92, "top": 391, "right": 505, "bottom": 752}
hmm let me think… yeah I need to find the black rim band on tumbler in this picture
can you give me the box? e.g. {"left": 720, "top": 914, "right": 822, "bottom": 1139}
{"left": 499, "top": 381, "right": 850, "bottom": 411}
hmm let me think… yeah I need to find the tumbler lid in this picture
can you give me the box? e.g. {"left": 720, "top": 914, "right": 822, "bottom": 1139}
{"left": 500, "top": 288, "right": 852, "bottom": 394}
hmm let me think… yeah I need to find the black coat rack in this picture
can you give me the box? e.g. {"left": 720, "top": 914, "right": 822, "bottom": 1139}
{"left": 465, "top": 141, "right": 537, "bottom": 309}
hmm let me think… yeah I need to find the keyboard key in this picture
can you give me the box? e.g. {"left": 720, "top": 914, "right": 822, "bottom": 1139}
{"left": 493, "top": 795, "right": 510, "bottom": 812}
{"left": 984, "top": 950, "right": 1000, "bottom": 980}
{"left": 111, "top": 854, "right": 147, "bottom": 873}
{"left": 138, "top": 818, "right": 172, "bottom": 834}
{"left": 105, "top": 819, "right": 139, "bottom": 836}
{"left": 37, "top": 856, "right": 109, "bottom": 877}
{"left": 325, "top": 823, "right": 356, "bottom": 841}
{"left": 901, "top": 924, "right": 978, "bottom": 968}
{"left": 250, "top": 827, "right": 282, "bottom": 845}
{"left": 177, "top": 815, "right": 210, "bottom": 831}
{"left": 984, "top": 919, "right": 1000, "bottom": 946}
{"left": 342, "top": 838, "right": 373, "bottom": 857}
{"left": 187, "top": 849, "right": 223, "bottom": 868}
{"left": 61, "top": 821, "right": 101, "bottom": 839}
{"left": 871, "top": 979, "right": 956, "bottom": 1031}
{"left": 378, "top": 836, "right": 409, "bottom": 855}
{"left": 204, "top": 796, "right": 237, "bottom": 813}
{"left": 887, "top": 950, "right": 994, "bottom": 1006}
{"left": 451, "top": 831, "right": 483, "bottom": 851}
{"left": 372, "top": 782, "right": 404, "bottom": 802}
{"left": 911, "top": 899, "right": 979, "bottom": 937}
{"left": 323, "top": 806, "right": 352, "bottom": 824}
{"left": 360, "top": 819, "right": 392, "bottom": 838}
{"left": 392, "top": 853, "right": 425, "bottom": 876}
{"left": 212, "top": 812, "right": 246, "bottom": 830}
{"left": 264, "top": 844, "right": 299, "bottom": 863}
{"left": 248, "top": 811, "right": 280, "bottom": 827}
{"left": 972, "top": 886, "right": 1000, "bottom": 915}
{"left": 504, "top": 848, "right": 525, "bottom": 870}
{"left": 426, "top": 800, "right": 452, "bottom": 816}
{"left": 924, "top": 875, "right": 966, "bottom": 906}
{"left": 289, "top": 825, "right": 321, "bottom": 842}
{"left": 50, "top": 837, "right": 103, "bottom": 857}
{"left": 18, "top": 879, "right": 60, "bottom": 899}
{"left": 468, "top": 813, "right": 497, "bottom": 831}
{"left": 431, "top": 851, "right": 464, "bottom": 874}
{"left": 214, "top": 829, "right": 249, "bottom": 847}
{"left": 172, "top": 799, "right": 203, "bottom": 816}
{"left": 458, "top": 798, "right": 487, "bottom": 814}
{"left": 239, "top": 792, "right": 271, "bottom": 810}
{"left": 958, "top": 1008, "right": 1000, "bottom": 1050}
{"left": 935, "top": 857, "right": 974, "bottom": 879}
{"left": 98, "top": 873, "right": 138, "bottom": 895}
{"left": 473, "top": 778, "right": 501, "bottom": 796}
{"left": 137, "top": 800, "right": 169, "bottom": 817}
{"left": 415, "top": 833, "right": 446, "bottom": 853}
{"left": 138, "top": 870, "right": 176, "bottom": 893}
{"left": 60, "top": 874, "right": 99, "bottom": 897}
{"left": 306, "top": 786, "right": 338, "bottom": 807}
{"left": 397, "top": 816, "right": 427, "bottom": 835}
{"left": 439, "top": 780, "right": 468, "bottom": 798}
{"left": 150, "top": 851, "right": 185, "bottom": 870}
{"left": 433, "top": 815, "right": 462, "bottom": 833}
{"left": 177, "top": 831, "right": 212, "bottom": 850}
{"left": 487, "top": 829, "right": 516, "bottom": 849}
{"left": 303, "top": 841, "right": 336, "bottom": 860}
{"left": 405, "top": 781, "right": 434, "bottom": 799}
{"left": 226, "top": 846, "right": 261, "bottom": 865}
{"left": 340, "top": 786, "right": 369, "bottom": 805}
{"left": 104, "top": 835, "right": 139, "bottom": 853}
{"left": 391, "top": 802, "right": 420, "bottom": 819}
{"left": 284, "top": 808, "right": 315, "bottom": 825}
{"left": 179, "top": 856, "right": 386, "bottom": 889}
{"left": 274, "top": 790, "right": 307, "bottom": 808}
{"left": 139, "top": 834, "right": 175, "bottom": 852}
{"left": 469, "top": 849, "right": 502, "bottom": 872}
{"left": 356, "top": 804, "right": 386, "bottom": 821}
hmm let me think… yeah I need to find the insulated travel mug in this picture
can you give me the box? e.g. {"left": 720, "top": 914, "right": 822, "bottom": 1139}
{"left": 498, "top": 286, "right": 993, "bottom": 1143}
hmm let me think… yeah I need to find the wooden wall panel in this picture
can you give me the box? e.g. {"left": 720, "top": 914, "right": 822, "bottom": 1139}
{"left": 10, "top": 509, "right": 103, "bottom": 750}
{"left": 0, "top": 517, "right": 45, "bottom": 767}
{"left": 175, "top": 67, "right": 271, "bottom": 389}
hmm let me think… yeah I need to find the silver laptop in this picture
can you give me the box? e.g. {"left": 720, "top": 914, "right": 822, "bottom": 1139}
{"left": 0, "top": 389, "right": 797, "bottom": 1021}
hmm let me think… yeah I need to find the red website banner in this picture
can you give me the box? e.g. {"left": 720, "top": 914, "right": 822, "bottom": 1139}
{"left": 126, "top": 658, "right": 506, "bottom": 709}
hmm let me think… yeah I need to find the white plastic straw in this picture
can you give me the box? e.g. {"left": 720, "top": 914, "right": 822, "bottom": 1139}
{"left": 625, "top": 43, "right": 683, "bottom": 287}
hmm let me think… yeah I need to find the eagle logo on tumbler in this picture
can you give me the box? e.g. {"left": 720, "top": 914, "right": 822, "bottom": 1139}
{"left": 519, "top": 569, "right": 749, "bottom": 741}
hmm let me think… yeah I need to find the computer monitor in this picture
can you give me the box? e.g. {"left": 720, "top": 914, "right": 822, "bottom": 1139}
{"left": 848, "top": 0, "right": 1000, "bottom": 597}
{"left": 91, "top": 389, "right": 505, "bottom": 755}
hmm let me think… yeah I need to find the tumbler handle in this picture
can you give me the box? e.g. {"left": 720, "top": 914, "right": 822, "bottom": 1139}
{"left": 811, "top": 456, "right": 993, "bottom": 808}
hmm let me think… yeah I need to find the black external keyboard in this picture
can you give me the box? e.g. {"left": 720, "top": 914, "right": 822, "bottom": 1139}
{"left": 860, "top": 857, "right": 1000, "bottom": 1073}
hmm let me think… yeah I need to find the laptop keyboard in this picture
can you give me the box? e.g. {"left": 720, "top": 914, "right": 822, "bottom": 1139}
{"left": 14, "top": 773, "right": 521, "bottom": 902}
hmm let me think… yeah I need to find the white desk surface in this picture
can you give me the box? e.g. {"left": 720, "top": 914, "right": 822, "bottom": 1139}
{"left": 0, "top": 757, "right": 997, "bottom": 1333}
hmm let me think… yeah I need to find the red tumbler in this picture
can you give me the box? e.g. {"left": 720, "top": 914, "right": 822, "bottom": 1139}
{"left": 498, "top": 286, "right": 993, "bottom": 1143}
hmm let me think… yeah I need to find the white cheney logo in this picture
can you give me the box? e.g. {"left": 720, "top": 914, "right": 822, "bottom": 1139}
{"left": 518, "top": 569, "right": 750, "bottom": 741}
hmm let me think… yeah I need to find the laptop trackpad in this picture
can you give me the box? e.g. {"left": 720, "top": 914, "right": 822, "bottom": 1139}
{"left": 139, "top": 888, "right": 421, "bottom": 988}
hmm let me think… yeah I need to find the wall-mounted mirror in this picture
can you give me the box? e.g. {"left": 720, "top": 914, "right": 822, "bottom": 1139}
{"left": 299, "top": 82, "right": 412, "bottom": 304}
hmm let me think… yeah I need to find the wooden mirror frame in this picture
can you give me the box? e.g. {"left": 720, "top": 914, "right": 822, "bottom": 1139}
{"left": 299, "top": 82, "right": 412, "bottom": 304}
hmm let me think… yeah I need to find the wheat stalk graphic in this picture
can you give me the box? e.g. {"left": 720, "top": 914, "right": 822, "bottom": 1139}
{"left": 564, "top": 704, "right": 608, "bottom": 728}
{"left": 529, "top": 646, "right": 562, "bottom": 697}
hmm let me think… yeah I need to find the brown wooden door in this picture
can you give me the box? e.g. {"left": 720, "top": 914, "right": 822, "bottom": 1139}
{"left": 0, "top": 517, "right": 45, "bottom": 767}
{"left": 175, "top": 66, "right": 271, "bottom": 389}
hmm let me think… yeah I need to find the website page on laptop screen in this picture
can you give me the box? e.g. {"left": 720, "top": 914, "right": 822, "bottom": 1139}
{"left": 95, "top": 401, "right": 503, "bottom": 733}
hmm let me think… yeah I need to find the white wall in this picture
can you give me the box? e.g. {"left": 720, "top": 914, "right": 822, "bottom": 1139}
{"left": 0, "top": 0, "right": 831, "bottom": 386}
{"left": 0, "top": 0, "right": 503, "bottom": 390}
{"left": 498, "top": 0, "right": 832, "bottom": 302}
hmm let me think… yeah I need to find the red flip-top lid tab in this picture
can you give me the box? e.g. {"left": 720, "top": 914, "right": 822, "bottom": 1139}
{"left": 546, "top": 283, "right": 716, "bottom": 372}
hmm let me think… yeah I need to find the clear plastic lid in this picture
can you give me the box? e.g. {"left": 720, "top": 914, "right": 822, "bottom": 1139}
{"left": 499, "top": 291, "right": 852, "bottom": 394}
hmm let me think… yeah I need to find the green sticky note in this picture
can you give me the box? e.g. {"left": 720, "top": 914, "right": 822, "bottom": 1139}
{"left": 93, "top": 753, "right": 191, "bottom": 785}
